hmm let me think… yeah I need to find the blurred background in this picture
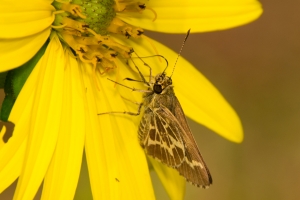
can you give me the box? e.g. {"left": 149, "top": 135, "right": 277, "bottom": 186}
{"left": 149, "top": 0, "right": 300, "bottom": 199}
{"left": 1, "top": 0, "right": 300, "bottom": 199}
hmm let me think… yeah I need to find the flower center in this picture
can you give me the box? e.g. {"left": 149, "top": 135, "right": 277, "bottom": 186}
{"left": 72, "top": 0, "right": 116, "bottom": 35}
{"left": 51, "top": 0, "right": 148, "bottom": 75}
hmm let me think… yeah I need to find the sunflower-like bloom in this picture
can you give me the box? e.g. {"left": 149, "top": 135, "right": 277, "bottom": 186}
{"left": 0, "top": 0, "right": 262, "bottom": 199}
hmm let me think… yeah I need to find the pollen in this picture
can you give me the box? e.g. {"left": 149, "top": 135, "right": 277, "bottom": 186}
{"left": 51, "top": 0, "right": 150, "bottom": 77}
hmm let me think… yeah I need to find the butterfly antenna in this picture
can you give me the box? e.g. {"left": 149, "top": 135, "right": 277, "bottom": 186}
{"left": 167, "top": 29, "right": 191, "bottom": 77}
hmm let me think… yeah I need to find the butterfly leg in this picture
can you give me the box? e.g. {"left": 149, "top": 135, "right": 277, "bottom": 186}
{"left": 107, "top": 78, "right": 151, "bottom": 93}
{"left": 130, "top": 52, "right": 152, "bottom": 85}
{"left": 123, "top": 77, "right": 144, "bottom": 83}
{"left": 120, "top": 95, "right": 141, "bottom": 105}
{"left": 98, "top": 102, "right": 143, "bottom": 116}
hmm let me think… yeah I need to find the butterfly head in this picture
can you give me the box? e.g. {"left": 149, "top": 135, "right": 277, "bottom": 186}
{"left": 153, "top": 73, "right": 173, "bottom": 94}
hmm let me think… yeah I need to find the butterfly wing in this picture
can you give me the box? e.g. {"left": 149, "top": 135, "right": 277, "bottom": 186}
{"left": 172, "top": 97, "right": 212, "bottom": 188}
{"left": 138, "top": 96, "right": 212, "bottom": 187}
{"left": 138, "top": 107, "right": 186, "bottom": 167}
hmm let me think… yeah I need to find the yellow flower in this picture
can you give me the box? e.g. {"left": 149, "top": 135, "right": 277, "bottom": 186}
{"left": 0, "top": 0, "right": 262, "bottom": 199}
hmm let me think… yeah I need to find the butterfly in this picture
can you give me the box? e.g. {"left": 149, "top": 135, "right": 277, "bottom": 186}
{"left": 137, "top": 71, "right": 212, "bottom": 188}
{"left": 100, "top": 29, "right": 212, "bottom": 187}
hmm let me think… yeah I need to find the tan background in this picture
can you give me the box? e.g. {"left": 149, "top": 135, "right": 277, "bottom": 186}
{"left": 1, "top": 0, "right": 300, "bottom": 199}
{"left": 147, "top": 0, "right": 300, "bottom": 199}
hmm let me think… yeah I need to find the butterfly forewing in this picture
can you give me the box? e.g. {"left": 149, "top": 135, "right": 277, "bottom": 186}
{"left": 138, "top": 107, "right": 186, "bottom": 167}
{"left": 172, "top": 97, "right": 212, "bottom": 187}
{"left": 160, "top": 101, "right": 212, "bottom": 187}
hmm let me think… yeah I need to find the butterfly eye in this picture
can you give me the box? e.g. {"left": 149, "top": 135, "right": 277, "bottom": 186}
{"left": 153, "top": 84, "right": 163, "bottom": 94}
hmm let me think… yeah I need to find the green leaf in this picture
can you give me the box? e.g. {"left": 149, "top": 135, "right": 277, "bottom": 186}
{"left": 0, "top": 72, "right": 8, "bottom": 88}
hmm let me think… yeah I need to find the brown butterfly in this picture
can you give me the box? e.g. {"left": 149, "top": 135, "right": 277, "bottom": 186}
{"left": 100, "top": 29, "right": 212, "bottom": 187}
{"left": 137, "top": 71, "right": 212, "bottom": 188}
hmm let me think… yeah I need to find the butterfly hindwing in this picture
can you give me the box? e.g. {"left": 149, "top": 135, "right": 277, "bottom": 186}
{"left": 138, "top": 107, "right": 185, "bottom": 167}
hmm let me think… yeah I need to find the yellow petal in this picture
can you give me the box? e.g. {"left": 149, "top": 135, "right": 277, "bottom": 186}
{"left": 149, "top": 157, "right": 186, "bottom": 200}
{"left": 83, "top": 60, "right": 155, "bottom": 200}
{"left": 0, "top": 48, "right": 44, "bottom": 192}
{"left": 13, "top": 33, "right": 64, "bottom": 200}
{"left": 0, "top": 139, "right": 26, "bottom": 193}
{"left": 112, "top": 34, "right": 243, "bottom": 142}
{"left": 118, "top": 0, "right": 263, "bottom": 33}
{"left": 0, "top": 28, "right": 51, "bottom": 72}
{"left": 0, "top": 1, "right": 54, "bottom": 39}
{"left": 173, "top": 60, "right": 243, "bottom": 143}
{"left": 41, "top": 49, "right": 85, "bottom": 200}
